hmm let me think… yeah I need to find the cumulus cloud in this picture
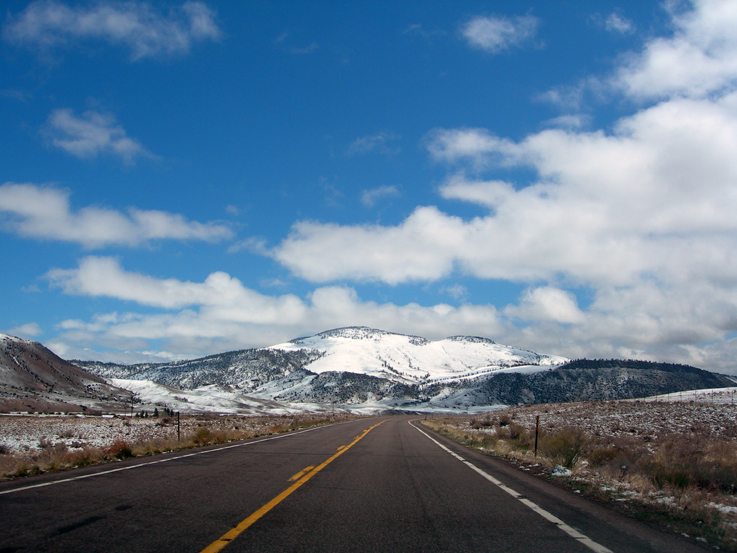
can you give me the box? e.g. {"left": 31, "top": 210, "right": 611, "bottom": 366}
{"left": 461, "top": 14, "right": 539, "bottom": 53}
{"left": 505, "top": 287, "right": 585, "bottom": 325}
{"left": 46, "top": 256, "right": 505, "bottom": 357}
{"left": 361, "top": 185, "right": 400, "bottom": 207}
{"left": 0, "top": 183, "right": 233, "bottom": 248}
{"left": 615, "top": 0, "right": 737, "bottom": 99}
{"left": 279, "top": 93, "right": 737, "bottom": 289}
{"left": 3, "top": 0, "right": 221, "bottom": 60}
{"left": 425, "top": 127, "right": 521, "bottom": 169}
{"left": 45, "top": 109, "right": 151, "bottom": 162}
{"left": 3, "top": 322, "right": 42, "bottom": 339}
{"left": 46, "top": 256, "right": 737, "bottom": 371}
{"left": 272, "top": 208, "right": 462, "bottom": 284}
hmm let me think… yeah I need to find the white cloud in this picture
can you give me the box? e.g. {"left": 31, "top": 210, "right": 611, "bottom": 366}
{"left": 3, "top": 322, "right": 42, "bottom": 339}
{"left": 361, "top": 185, "right": 400, "bottom": 207}
{"left": 3, "top": 0, "right": 221, "bottom": 60}
{"left": 0, "top": 183, "right": 233, "bottom": 248}
{"left": 604, "top": 13, "right": 634, "bottom": 34}
{"left": 227, "top": 236, "right": 268, "bottom": 255}
{"left": 441, "top": 284, "right": 468, "bottom": 301}
{"left": 591, "top": 12, "right": 635, "bottom": 35}
{"left": 347, "top": 132, "right": 400, "bottom": 155}
{"left": 615, "top": 0, "right": 737, "bottom": 99}
{"left": 272, "top": 208, "right": 462, "bottom": 284}
{"left": 46, "top": 256, "right": 505, "bottom": 357}
{"left": 542, "top": 114, "right": 590, "bottom": 129}
{"left": 45, "top": 109, "right": 151, "bottom": 163}
{"left": 505, "top": 287, "right": 585, "bottom": 324}
{"left": 461, "top": 14, "right": 539, "bottom": 53}
{"left": 47, "top": 256, "right": 308, "bottom": 320}
{"left": 276, "top": 93, "right": 737, "bottom": 289}
{"left": 426, "top": 127, "right": 521, "bottom": 169}
{"left": 41, "top": 254, "right": 737, "bottom": 372}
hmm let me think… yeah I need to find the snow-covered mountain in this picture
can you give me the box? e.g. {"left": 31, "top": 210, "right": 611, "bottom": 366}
{"left": 79, "top": 327, "right": 567, "bottom": 393}
{"left": 270, "top": 327, "right": 567, "bottom": 384}
{"left": 76, "top": 327, "right": 569, "bottom": 412}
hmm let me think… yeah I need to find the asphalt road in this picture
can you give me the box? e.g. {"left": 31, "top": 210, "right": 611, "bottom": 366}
{"left": 0, "top": 416, "right": 712, "bottom": 553}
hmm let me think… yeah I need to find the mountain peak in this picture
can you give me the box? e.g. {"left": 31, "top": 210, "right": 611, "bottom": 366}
{"left": 445, "top": 335, "right": 496, "bottom": 345}
{"left": 293, "top": 326, "right": 429, "bottom": 344}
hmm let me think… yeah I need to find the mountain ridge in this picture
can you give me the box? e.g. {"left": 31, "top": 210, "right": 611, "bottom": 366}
{"left": 3, "top": 328, "right": 734, "bottom": 414}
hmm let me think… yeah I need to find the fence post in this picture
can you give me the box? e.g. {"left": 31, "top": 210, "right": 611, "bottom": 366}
{"left": 534, "top": 415, "right": 540, "bottom": 458}
{"left": 177, "top": 411, "right": 180, "bottom": 442}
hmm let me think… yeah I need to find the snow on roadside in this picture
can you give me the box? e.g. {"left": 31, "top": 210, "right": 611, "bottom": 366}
{"left": 0, "top": 414, "right": 179, "bottom": 452}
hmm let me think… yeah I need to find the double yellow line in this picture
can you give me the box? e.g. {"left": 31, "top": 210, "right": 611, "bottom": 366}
{"left": 200, "top": 420, "right": 386, "bottom": 553}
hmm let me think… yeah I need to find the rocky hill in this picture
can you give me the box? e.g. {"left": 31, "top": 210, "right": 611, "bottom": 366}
{"left": 0, "top": 334, "right": 133, "bottom": 413}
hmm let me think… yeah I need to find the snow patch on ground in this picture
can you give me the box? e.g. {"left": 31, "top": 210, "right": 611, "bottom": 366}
{"left": 109, "top": 379, "right": 333, "bottom": 416}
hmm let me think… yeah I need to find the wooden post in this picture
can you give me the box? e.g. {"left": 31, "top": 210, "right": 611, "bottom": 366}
{"left": 177, "top": 411, "right": 180, "bottom": 442}
{"left": 534, "top": 415, "right": 540, "bottom": 458}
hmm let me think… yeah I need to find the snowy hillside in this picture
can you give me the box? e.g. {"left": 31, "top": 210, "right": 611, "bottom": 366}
{"left": 271, "top": 327, "right": 567, "bottom": 383}
{"left": 108, "top": 379, "right": 327, "bottom": 416}
{"left": 78, "top": 348, "right": 323, "bottom": 392}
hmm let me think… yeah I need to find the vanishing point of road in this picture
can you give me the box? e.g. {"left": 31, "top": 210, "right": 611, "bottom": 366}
{"left": 0, "top": 416, "right": 711, "bottom": 552}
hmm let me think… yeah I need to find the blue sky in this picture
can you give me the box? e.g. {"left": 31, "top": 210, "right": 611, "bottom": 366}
{"left": 2, "top": 1, "right": 737, "bottom": 373}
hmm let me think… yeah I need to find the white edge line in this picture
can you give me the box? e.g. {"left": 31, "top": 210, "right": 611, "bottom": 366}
{"left": 409, "top": 420, "right": 614, "bottom": 553}
{"left": 0, "top": 419, "right": 358, "bottom": 496}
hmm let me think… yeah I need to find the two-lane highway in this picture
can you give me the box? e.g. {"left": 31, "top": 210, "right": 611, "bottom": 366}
{"left": 0, "top": 417, "right": 710, "bottom": 552}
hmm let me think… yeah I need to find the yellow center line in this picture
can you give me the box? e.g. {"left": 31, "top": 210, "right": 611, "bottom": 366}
{"left": 288, "top": 466, "right": 316, "bottom": 482}
{"left": 200, "top": 420, "right": 387, "bottom": 553}
{"left": 336, "top": 445, "right": 345, "bottom": 451}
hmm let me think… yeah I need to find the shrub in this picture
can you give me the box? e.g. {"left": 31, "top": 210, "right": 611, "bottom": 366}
{"left": 191, "top": 427, "right": 214, "bottom": 446}
{"left": 106, "top": 439, "right": 133, "bottom": 460}
{"left": 586, "top": 445, "right": 620, "bottom": 467}
{"left": 540, "top": 427, "right": 587, "bottom": 469}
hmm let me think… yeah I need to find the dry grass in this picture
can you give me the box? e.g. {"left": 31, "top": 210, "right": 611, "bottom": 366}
{"left": 0, "top": 412, "right": 360, "bottom": 479}
{"left": 422, "top": 400, "right": 737, "bottom": 551}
